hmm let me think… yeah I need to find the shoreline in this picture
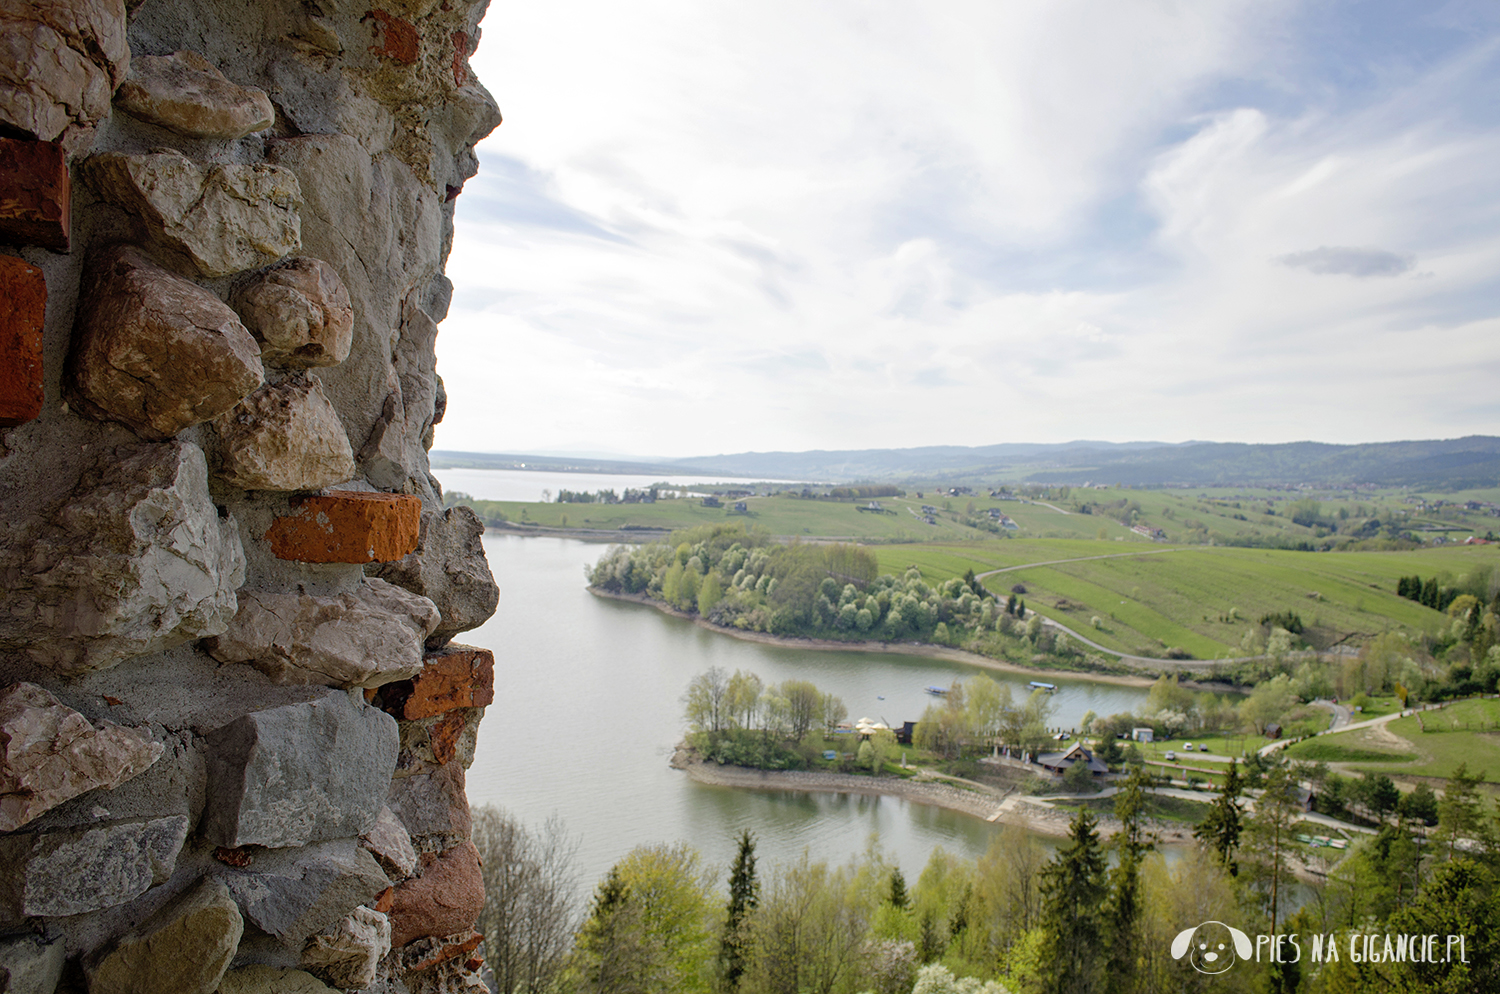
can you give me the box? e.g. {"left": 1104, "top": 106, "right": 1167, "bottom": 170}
{"left": 670, "top": 746, "right": 1196, "bottom": 843}
{"left": 590, "top": 587, "right": 1189, "bottom": 689}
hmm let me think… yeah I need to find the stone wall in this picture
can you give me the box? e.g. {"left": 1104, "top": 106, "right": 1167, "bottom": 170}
{"left": 0, "top": 0, "right": 503, "bottom": 991}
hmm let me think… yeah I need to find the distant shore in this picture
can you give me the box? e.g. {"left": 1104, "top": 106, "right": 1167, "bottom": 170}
{"left": 670, "top": 746, "right": 1197, "bottom": 843}
{"left": 589, "top": 587, "right": 1203, "bottom": 689}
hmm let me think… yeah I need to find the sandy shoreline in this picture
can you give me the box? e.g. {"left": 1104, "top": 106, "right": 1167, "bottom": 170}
{"left": 670, "top": 746, "right": 1197, "bottom": 843}
{"left": 589, "top": 587, "right": 1177, "bottom": 688}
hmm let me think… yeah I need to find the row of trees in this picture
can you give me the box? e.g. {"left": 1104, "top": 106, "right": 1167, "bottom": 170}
{"left": 486, "top": 750, "right": 1498, "bottom": 994}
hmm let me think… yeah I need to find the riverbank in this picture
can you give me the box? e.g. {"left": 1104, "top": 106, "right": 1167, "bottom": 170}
{"left": 670, "top": 746, "right": 1197, "bottom": 843}
{"left": 591, "top": 587, "right": 1225, "bottom": 690}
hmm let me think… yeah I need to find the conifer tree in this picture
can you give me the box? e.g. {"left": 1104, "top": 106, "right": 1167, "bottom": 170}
{"left": 888, "top": 867, "right": 910, "bottom": 909}
{"left": 1194, "top": 757, "right": 1244, "bottom": 876}
{"left": 720, "top": 830, "right": 759, "bottom": 989}
{"left": 1104, "top": 767, "right": 1152, "bottom": 994}
{"left": 1037, "top": 809, "right": 1108, "bottom": 994}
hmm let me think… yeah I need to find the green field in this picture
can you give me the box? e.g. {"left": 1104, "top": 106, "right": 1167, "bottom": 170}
{"left": 872, "top": 538, "right": 1498, "bottom": 659}
{"left": 1297, "top": 699, "right": 1500, "bottom": 781}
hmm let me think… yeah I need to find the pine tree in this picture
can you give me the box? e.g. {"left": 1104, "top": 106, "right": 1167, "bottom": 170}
{"left": 720, "top": 830, "right": 759, "bottom": 989}
{"left": 887, "top": 867, "right": 909, "bottom": 909}
{"left": 1038, "top": 809, "right": 1108, "bottom": 994}
{"left": 570, "top": 868, "right": 657, "bottom": 994}
{"left": 1194, "top": 756, "right": 1244, "bottom": 876}
{"left": 1104, "top": 767, "right": 1153, "bottom": 994}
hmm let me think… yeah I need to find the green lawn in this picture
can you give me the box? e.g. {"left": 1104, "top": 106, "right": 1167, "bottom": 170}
{"left": 1321, "top": 698, "right": 1500, "bottom": 781}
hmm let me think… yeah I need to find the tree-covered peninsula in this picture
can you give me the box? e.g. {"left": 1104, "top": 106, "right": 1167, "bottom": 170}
{"left": 587, "top": 524, "right": 1058, "bottom": 660}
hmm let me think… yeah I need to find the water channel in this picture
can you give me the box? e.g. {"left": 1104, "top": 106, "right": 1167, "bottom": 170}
{"left": 462, "top": 533, "right": 1156, "bottom": 889}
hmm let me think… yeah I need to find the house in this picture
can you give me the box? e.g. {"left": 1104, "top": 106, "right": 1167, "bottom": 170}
{"left": 1132, "top": 727, "right": 1153, "bottom": 743}
{"left": 733, "top": 501, "right": 748, "bottom": 512}
{"left": 1264, "top": 722, "right": 1282, "bottom": 740}
{"left": 897, "top": 721, "right": 918, "bottom": 745}
{"left": 1035, "top": 741, "right": 1109, "bottom": 777}
{"left": 701, "top": 496, "right": 722, "bottom": 508}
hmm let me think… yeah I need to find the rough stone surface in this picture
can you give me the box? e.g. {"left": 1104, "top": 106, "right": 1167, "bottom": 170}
{"left": 217, "top": 840, "right": 389, "bottom": 943}
{"left": 213, "top": 376, "right": 356, "bottom": 492}
{"left": 300, "top": 905, "right": 391, "bottom": 989}
{"left": 114, "top": 50, "right": 274, "bottom": 139}
{"left": 89, "top": 878, "right": 242, "bottom": 994}
{"left": 0, "top": 440, "right": 246, "bottom": 675}
{"left": 369, "top": 507, "right": 498, "bottom": 647}
{"left": 230, "top": 257, "right": 354, "bottom": 369}
{"left": 66, "top": 244, "right": 265, "bottom": 439}
{"left": 377, "top": 644, "right": 494, "bottom": 721}
{"left": 217, "top": 966, "right": 336, "bottom": 994}
{"left": 397, "top": 929, "right": 482, "bottom": 974}
{"left": 265, "top": 491, "right": 422, "bottom": 564}
{"left": 0, "top": 814, "right": 188, "bottom": 920}
{"left": 386, "top": 841, "right": 484, "bottom": 948}
{"left": 0, "top": 0, "right": 129, "bottom": 155}
{"left": 0, "top": 255, "right": 45, "bottom": 427}
{"left": 0, "top": 138, "right": 69, "bottom": 251}
{"left": 83, "top": 150, "right": 301, "bottom": 278}
{"left": 202, "top": 690, "right": 398, "bottom": 848}
{"left": 360, "top": 805, "right": 417, "bottom": 881}
{"left": 0, "top": 681, "right": 163, "bottom": 831}
{"left": 0, "top": 934, "right": 64, "bottom": 994}
{"left": 387, "top": 761, "right": 469, "bottom": 840}
{"left": 203, "top": 578, "right": 439, "bottom": 689}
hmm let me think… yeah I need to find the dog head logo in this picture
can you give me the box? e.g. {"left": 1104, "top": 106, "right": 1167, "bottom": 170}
{"left": 1172, "top": 921, "right": 1252, "bottom": 974}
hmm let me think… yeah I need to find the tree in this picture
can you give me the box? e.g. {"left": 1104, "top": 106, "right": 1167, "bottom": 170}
{"left": 1399, "top": 780, "right": 1439, "bottom": 826}
{"left": 472, "top": 806, "right": 580, "bottom": 994}
{"left": 612, "top": 842, "right": 718, "bottom": 993}
{"left": 1239, "top": 674, "right": 1298, "bottom": 735}
{"left": 1104, "top": 767, "right": 1152, "bottom": 994}
{"left": 1037, "top": 810, "right": 1108, "bottom": 994}
{"left": 1194, "top": 758, "right": 1244, "bottom": 875}
{"left": 1246, "top": 764, "right": 1301, "bottom": 929}
{"left": 779, "top": 680, "right": 822, "bottom": 741}
{"left": 888, "top": 867, "right": 910, "bottom": 909}
{"left": 821, "top": 692, "right": 848, "bottom": 734}
{"left": 683, "top": 668, "right": 731, "bottom": 736}
{"left": 569, "top": 868, "right": 660, "bottom": 994}
{"left": 720, "top": 830, "right": 758, "bottom": 990}
{"left": 727, "top": 670, "right": 763, "bottom": 730}
{"left": 1437, "top": 762, "right": 1492, "bottom": 859}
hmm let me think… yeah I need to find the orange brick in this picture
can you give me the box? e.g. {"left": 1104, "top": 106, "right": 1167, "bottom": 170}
{"left": 0, "top": 256, "right": 45, "bottom": 426}
{"left": 373, "top": 886, "right": 395, "bottom": 914}
{"left": 405, "top": 929, "right": 482, "bottom": 972}
{"left": 0, "top": 139, "right": 69, "bottom": 252}
{"left": 265, "top": 490, "right": 421, "bottom": 563}
{"left": 378, "top": 644, "right": 494, "bottom": 720}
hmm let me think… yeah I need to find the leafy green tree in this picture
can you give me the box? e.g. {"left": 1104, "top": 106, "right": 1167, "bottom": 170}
{"left": 1037, "top": 810, "right": 1108, "bottom": 994}
{"left": 720, "top": 830, "right": 758, "bottom": 990}
{"left": 698, "top": 571, "right": 724, "bottom": 616}
{"left": 727, "top": 670, "right": 763, "bottom": 730}
{"left": 1438, "top": 762, "right": 1493, "bottom": 860}
{"left": 568, "top": 868, "right": 660, "bottom": 994}
{"left": 1194, "top": 758, "right": 1244, "bottom": 875}
{"left": 612, "top": 843, "right": 717, "bottom": 993}
{"left": 683, "top": 668, "right": 731, "bottom": 736}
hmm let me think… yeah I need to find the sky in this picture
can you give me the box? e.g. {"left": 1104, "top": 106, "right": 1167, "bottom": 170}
{"left": 436, "top": 0, "right": 1500, "bottom": 460}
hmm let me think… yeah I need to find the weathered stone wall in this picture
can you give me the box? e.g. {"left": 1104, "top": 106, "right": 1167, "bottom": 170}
{"left": 0, "top": 0, "right": 502, "bottom": 990}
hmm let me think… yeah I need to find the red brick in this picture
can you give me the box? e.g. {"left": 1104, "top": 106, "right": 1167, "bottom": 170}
{"left": 0, "top": 256, "right": 45, "bottom": 426}
{"left": 373, "top": 886, "right": 395, "bottom": 914}
{"left": 451, "top": 31, "right": 468, "bottom": 87}
{"left": 378, "top": 644, "right": 494, "bottom": 720}
{"left": 427, "top": 709, "right": 469, "bottom": 765}
{"left": 365, "top": 10, "right": 419, "bottom": 64}
{"left": 0, "top": 139, "right": 69, "bottom": 252}
{"left": 265, "top": 490, "right": 421, "bottom": 563}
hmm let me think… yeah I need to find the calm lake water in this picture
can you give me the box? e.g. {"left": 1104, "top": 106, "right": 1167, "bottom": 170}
{"left": 462, "top": 535, "right": 1154, "bottom": 889}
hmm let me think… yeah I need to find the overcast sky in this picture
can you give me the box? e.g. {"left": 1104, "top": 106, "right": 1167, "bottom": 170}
{"left": 435, "top": 1, "right": 1500, "bottom": 460}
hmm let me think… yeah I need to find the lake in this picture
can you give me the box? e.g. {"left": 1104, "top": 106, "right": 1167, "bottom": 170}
{"left": 434, "top": 467, "right": 798, "bottom": 504}
{"left": 461, "top": 534, "right": 1154, "bottom": 890}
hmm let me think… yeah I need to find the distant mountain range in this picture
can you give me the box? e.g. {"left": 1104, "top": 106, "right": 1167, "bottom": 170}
{"left": 431, "top": 436, "right": 1500, "bottom": 489}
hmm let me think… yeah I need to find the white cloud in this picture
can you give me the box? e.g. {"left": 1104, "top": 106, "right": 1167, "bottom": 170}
{"left": 434, "top": 1, "right": 1500, "bottom": 456}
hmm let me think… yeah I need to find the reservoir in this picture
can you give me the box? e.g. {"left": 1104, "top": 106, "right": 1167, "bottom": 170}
{"left": 463, "top": 534, "right": 1155, "bottom": 888}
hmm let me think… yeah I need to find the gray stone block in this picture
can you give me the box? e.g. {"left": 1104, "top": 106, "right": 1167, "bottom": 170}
{"left": 0, "top": 934, "right": 64, "bottom": 994}
{"left": 202, "top": 691, "right": 397, "bottom": 848}
{"left": 217, "top": 840, "right": 389, "bottom": 943}
{"left": 0, "top": 815, "right": 189, "bottom": 921}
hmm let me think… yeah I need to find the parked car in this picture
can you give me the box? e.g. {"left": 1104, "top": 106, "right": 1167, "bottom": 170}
{"left": 1165, "top": 751, "right": 1177, "bottom": 761}
{"left": 1184, "top": 743, "right": 1195, "bottom": 751}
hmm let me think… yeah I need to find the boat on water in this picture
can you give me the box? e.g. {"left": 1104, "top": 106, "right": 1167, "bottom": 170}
{"left": 1028, "top": 681, "right": 1057, "bottom": 692}
{"left": 924, "top": 685, "right": 949, "bottom": 695}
